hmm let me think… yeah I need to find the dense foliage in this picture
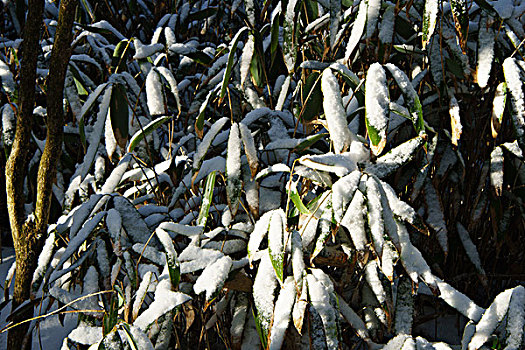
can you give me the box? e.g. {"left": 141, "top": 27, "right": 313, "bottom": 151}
{"left": 1, "top": 0, "right": 525, "bottom": 348}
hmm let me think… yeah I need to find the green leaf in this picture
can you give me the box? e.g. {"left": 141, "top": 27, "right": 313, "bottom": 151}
{"left": 288, "top": 181, "right": 310, "bottom": 214}
{"left": 119, "top": 323, "right": 139, "bottom": 350}
{"left": 385, "top": 64, "right": 425, "bottom": 134}
{"left": 268, "top": 211, "right": 285, "bottom": 284}
{"left": 301, "top": 72, "right": 323, "bottom": 122}
{"left": 111, "top": 39, "right": 132, "bottom": 73}
{"left": 220, "top": 27, "right": 249, "bottom": 100}
{"left": 195, "top": 89, "right": 217, "bottom": 139}
{"left": 110, "top": 83, "right": 129, "bottom": 150}
{"left": 197, "top": 171, "right": 216, "bottom": 227}
{"left": 253, "top": 307, "right": 268, "bottom": 349}
{"left": 127, "top": 115, "right": 171, "bottom": 153}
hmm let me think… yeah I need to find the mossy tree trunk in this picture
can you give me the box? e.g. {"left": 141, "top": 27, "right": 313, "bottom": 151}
{"left": 5, "top": 0, "right": 77, "bottom": 349}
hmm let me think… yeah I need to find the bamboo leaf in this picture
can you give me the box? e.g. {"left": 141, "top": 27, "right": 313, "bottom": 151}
{"left": 127, "top": 115, "right": 170, "bottom": 153}
{"left": 365, "top": 63, "right": 389, "bottom": 155}
{"left": 220, "top": 27, "right": 249, "bottom": 100}
{"left": 197, "top": 171, "right": 216, "bottom": 227}
{"left": 422, "top": 0, "right": 439, "bottom": 49}
{"left": 109, "top": 83, "right": 129, "bottom": 150}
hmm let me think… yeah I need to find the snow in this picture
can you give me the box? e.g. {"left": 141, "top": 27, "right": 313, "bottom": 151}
{"left": 468, "top": 287, "right": 513, "bottom": 349}
{"left": 332, "top": 170, "right": 361, "bottom": 222}
{"left": 247, "top": 210, "right": 273, "bottom": 262}
{"left": 146, "top": 68, "right": 165, "bottom": 115}
{"left": 366, "top": 176, "right": 385, "bottom": 257}
{"left": 268, "top": 210, "right": 285, "bottom": 279}
{"left": 269, "top": 277, "right": 296, "bottom": 350}
{"left": 344, "top": 0, "right": 367, "bottom": 62}
{"left": 227, "top": 123, "right": 242, "bottom": 215}
{"left": 397, "top": 221, "right": 435, "bottom": 286}
{"left": 321, "top": 68, "right": 355, "bottom": 153}
{"left": 0, "top": 59, "right": 15, "bottom": 95}
{"left": 32, "top": 231, "right": 56, "bottom": 285}
{"left": 99, "top": 153, "right": 131, "bottom": 195}
{"left": 364, "top": 260, "right": 387, "bottom": 305}
{"left": 240, "top": 34, "right": 254, "bottom": 87}
{"left": 133, "top": 39, "right": 164, "bottom": 60}
{"left": 68, "top": 325, "right": 103, "bottom": 345}
{"left": 134, "top": 279, "right": 191, "bottom": 330}
{"left": 298, "top": 152, "right": 357, "bottom": 177}
{"left": 194, "top": 256, "right": 232, "bottom": 300}
{"left": 365, "top": 63, "right": 389, "bottom": 153}
{"left": 156, "top": 66, "right": 181, "bottom": 112}
{"left": 341, "top": 189, "right": 368, "bottom": 251}
{"left": 435, "top": 278, "right": 484, "bottom": 322}
{"left": 423, "top": 0, "right": 439, "bottom": 49}
{"left": 132, "top": 271, "right": 154, "bottom": 320}
{"left": 476, "top": 15, "right": 494, "bottom": 88}
{"left": 449, "top": 95, "right": 462, "bottom": 146}
{"left": 490, "top": 146, "right": 504, "bottom": 195}
{"left": 179, "top": 245, "right": 224, "bottom": 274}
{"left": 253, "top": 253, "right": 278, "bottom": 332}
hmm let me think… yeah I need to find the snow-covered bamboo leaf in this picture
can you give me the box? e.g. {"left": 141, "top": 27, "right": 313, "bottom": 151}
{"left": 385, "top": 63, "right": 425, "bottom": 133}
{"left": 424, "top": 180, "right": 448, "bottom": 255}
{"left": 321, "top": 68, "right": 354, "bottom": 154}
{"left": 253, "top": 253, "right": 278, "bottom": 339}
{"left": 456, "top": 223, "right": 485, "bottom": 275}
{"left": 240, "top": 33, "right": 254, "bottom": 88}
{"left": 503, "top": 57, "right": 525, "bottom": 148}
{"left": 344, "top": 0, "right": 367, "bottom": 63}
{"left": 307, "top": 273, "right": 339, "bottom": 348}
{"left": 365, "top": 135, "right": 425, "bottom": 178}
{"left": 491, "top": 82, "right": 507, "bottom": 138}
{"left": 194, "top": 256, "right": 233, "bottom": 300}
{"left": 422, "top": 0, "right": 439, "bottom": 49}
{"left": 329, "top": 0, "right": 341, "bottom": 50}
{"left": 490, "top": 146, "right": 504, "bottom": 195}
{"left": 156, "top": 227, "right": 180, "bottom": 288}
{"left": 283, "top": 0, "right": 299, "bottom": 73}
{"left": 81, "top": 85, "right": 113, "bottom": 179}
{"left": 332, "top": 170, "right": 361, "bottom": 223}
{"left": 365, "top": 63, "right": 390, "bottom": 155}
{"left": 197, "top": 171, "right": 216, "bottom": 228}
{"left": 394, "top": 276, "right": 414, "bottom": 334}
{"left": 193, "top": 117, "right": 229, "bottom": 172}
{"left": 227, "top": 123, "right": 242, "bottom": 216}
{"left": 127, "top": 115, "right": 170, "bottom": 153}
{"left": 341, "top": 189, "right": 368, "bottom": 251}
{"left": 239, "top": 122, "right": 258, "bottom": 177}
{"left": 220, "top": 27, "right": 249, "bottom": 100}
{"left": 134, "top": 279, "right": 191, "bottom": 330}
{"left": 366, "top": 176, "right": 386, "bottom": 257}
{"left": 505, "top": 286, "right": 525, "bottom": 350}
{"left": 468, "top": 287, "right": 514, "bottom": 349}
{"left": 146, "top": 68, "right": 166, "bottom": 115}
{"left": 269, "top": 276, "right": 296, "bottom": 350}
{"left": 476, "top": 15, "right": 494, "bottom": 88}
{"left": 195, "top": 89, "right": 217, "bottom": 139}
{"left": 247, "top": 211, "right": 273, "bottom": 262}
{"left": 268, "top": 210, "right": 286, "bottom": 283}
{"left": 449, "top": 95, "right": 462, "bottom": 146}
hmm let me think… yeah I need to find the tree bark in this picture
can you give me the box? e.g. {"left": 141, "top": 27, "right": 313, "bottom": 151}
{"left": 5, "top": 0, "right": 44, "bottom": 345}
{"left": 6, "top": 0, "right": 77, "bottom": 349}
